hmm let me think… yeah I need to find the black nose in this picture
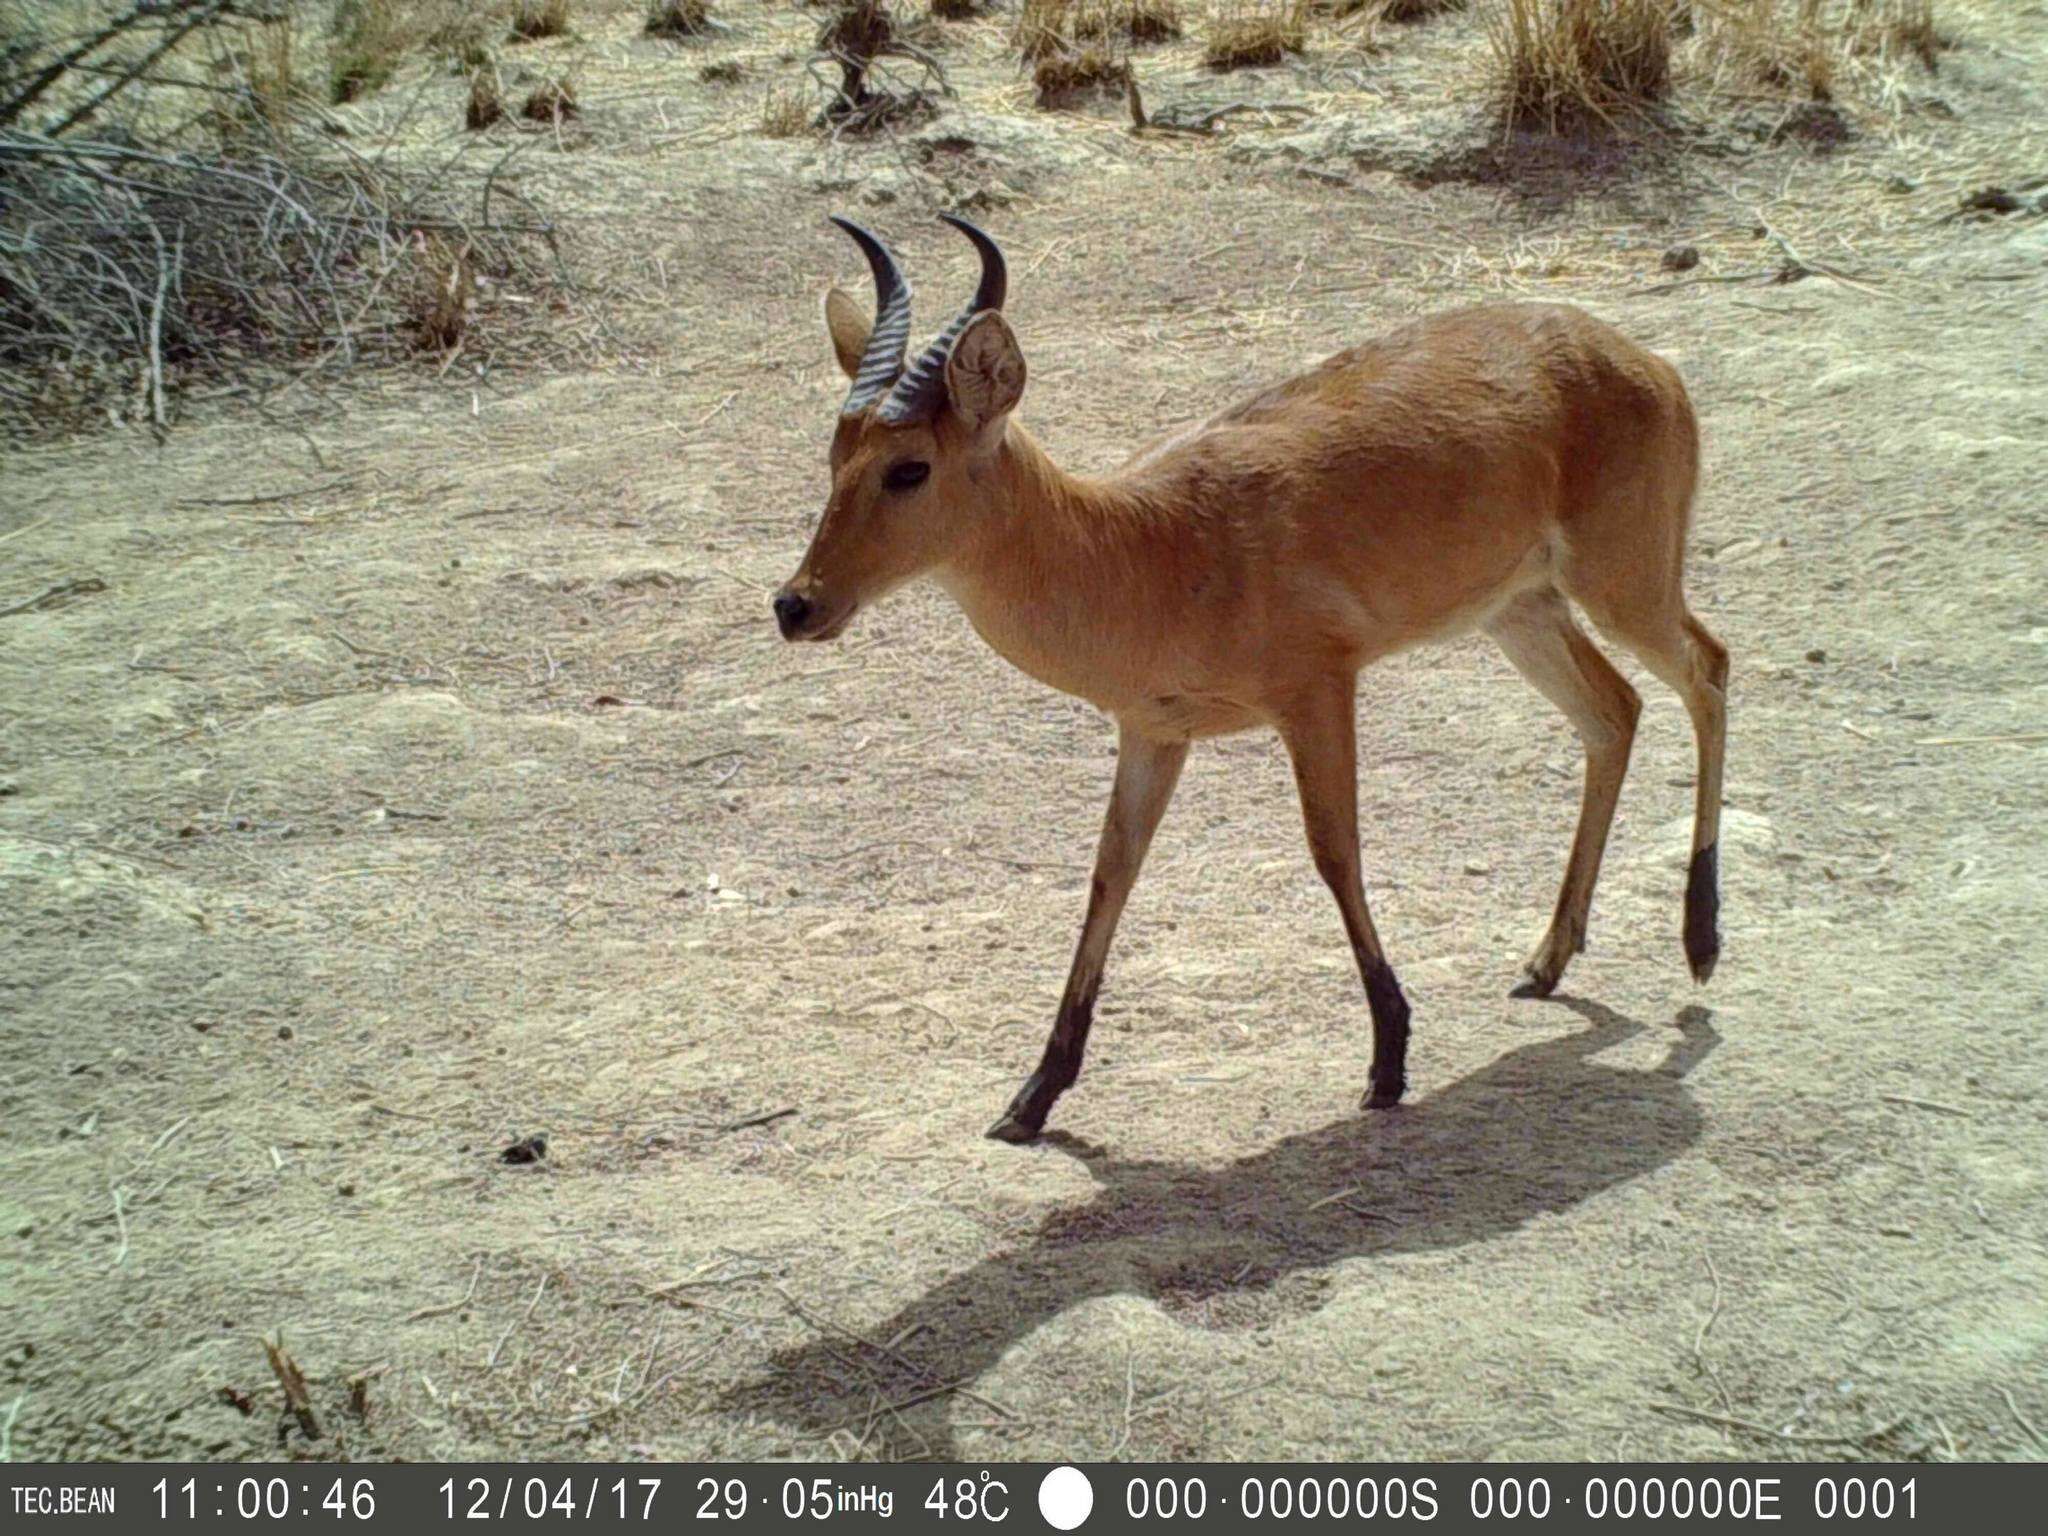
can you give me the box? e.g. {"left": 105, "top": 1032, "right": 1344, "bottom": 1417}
{"left": 773, "top": 591, "right": 811, "bottom": 639}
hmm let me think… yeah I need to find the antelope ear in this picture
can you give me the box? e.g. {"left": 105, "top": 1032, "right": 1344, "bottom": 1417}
{"left": 823, "top": 286, "right": 870, "bottom": 381}
{"left": 944, "top": 310, "right": 1026, "bottom": 434}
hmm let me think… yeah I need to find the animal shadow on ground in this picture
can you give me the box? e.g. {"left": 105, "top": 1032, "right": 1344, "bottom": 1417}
{"left": 724, "top": 999, "right": 1718, "bottom": 1458}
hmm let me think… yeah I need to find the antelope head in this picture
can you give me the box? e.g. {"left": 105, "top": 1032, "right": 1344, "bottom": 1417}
{"left": 774, "top": 215, "right": 1026, "bottom": 642}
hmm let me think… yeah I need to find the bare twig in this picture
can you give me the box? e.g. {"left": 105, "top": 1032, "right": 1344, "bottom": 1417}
{"left": 0, "top": 577, "right": 106, "bottom": 618}
{"left": 0, "top": 2, "right": 157, "bottom": 129}
{"left": 262, "top": 1335, "right": 321, "bottom": 1441}
{"left": 1878, "top": 1093, "right": 1971, "bottom": 1117}
{"left": 405, "top": 1258, "right": 483, "bottom": 1324}
{"left": 718, "top": 1107, "right": 797, "bottom": 1133}
{"left": 45, "top": 2, "right": 228, "bottom": 139}
{"left": 175, "top": 476, "right": 356, "bottom": 507}
{"left": 486, "top": 1272, "right": 550, "bottom": 1369}
{"left": 773, "top": 1284, "right": 1015, "bottom": 1420}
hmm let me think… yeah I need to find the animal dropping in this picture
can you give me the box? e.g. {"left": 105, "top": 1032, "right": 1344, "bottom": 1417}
{"left": 776, "top": 216, "right": 1730, "bottom": 1144}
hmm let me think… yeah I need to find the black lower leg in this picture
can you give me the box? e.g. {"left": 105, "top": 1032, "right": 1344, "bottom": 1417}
{"left": 987, "top": 981, "right": 1098, "bottom": 1143}
{"left": 1684, "top": 842, "right": 1720, "bottom": 982}
{"left": 1360, "top": 956, "right": 1411, "bottom": 1109}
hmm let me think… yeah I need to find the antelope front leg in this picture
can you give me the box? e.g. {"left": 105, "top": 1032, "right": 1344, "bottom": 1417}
{"left": 986, "top": 726, "right": 1189, "bottom": 1143}
{"left": 1278, "top": 680, "right": 1412, "bottom": 1109}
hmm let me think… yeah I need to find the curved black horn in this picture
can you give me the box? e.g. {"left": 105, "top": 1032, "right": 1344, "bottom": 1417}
{"left": 940, "top": 212, "right": 1007, "bottom": 315}
{"left": 829, "top": 216, "right": 912, "bottom": 417}
{"left": 877, "top": 216, "right": 1009, "bottom": 426}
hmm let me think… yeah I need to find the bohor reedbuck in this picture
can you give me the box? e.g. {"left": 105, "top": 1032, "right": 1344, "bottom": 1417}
{"left": 775, "top": 215, "right": 1729, "bottom": 1144}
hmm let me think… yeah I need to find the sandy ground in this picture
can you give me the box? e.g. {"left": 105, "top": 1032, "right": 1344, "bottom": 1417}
{"left": 2, "top": 1, "right": 2045, "bottom": 1462}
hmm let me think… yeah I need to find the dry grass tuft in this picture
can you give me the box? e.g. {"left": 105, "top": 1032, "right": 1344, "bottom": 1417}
{"left": 1033, "top": 42, "right": 1134, "bottom": 107}
{"left": 1119, "top": 0, "right": 1186, "bottom": 42}
{"left": 509, "top": 0, "right": 574, "bottom": 42}
{"left": 1852, "top": 0, "right": 1943, "bottom": 67}
{"left": 425, "top": 5, "right": 496, "bottom": 68}
{"left": 757, "top": 83, "right": 815, "bottom": 136}
{"left": 1016, "top": 0, "right": 1182, "bottom": 60}
{"left": 1696, "top": 1, "right": 1942, "bottom": 104}
{"left": 330, "top": 1, "right": 499, "bottom": 102}
{"left": 466, "top": 64, "right": 506, "bottom": 128}
{"left": 410, "top": 238, "right": 474, "bottom": 351}
{"left": 1014, "top": 0, "right": 1076, "bottom": 58}
{"left": 328, "top": 0, "right": 408, "bottom": 103}
{"left": 645, "top": 0, "right": 715, "bottom": 37}
{"left": 1378, "top": 0, "right": 1465, "bottom": 18}
{"left": 216, "top": 15, "right": 304, "bottom": 137}
{"left": 1486, "top": 0, "right": 1675, "bottom": 128}
{"left": 699, "top": 58, "right": 746, "bottom": 82}
{"left": 520, "top": 75, "right": 579, "bottom": 122}
{"left": 1204, "top": 0, "right": 1309, "bottom": 71}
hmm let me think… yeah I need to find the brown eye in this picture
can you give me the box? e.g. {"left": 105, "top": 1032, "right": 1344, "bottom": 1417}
{"left": 883, "top": 461, "right": 930, "bottom": 492}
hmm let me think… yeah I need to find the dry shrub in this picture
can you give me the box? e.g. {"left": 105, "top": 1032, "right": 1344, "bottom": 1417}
{"left": 510, "top": 1, "right": 573, "bottom": 42}
{"left": 0, "top": 5, "right": 566, "bottom": 431}
{"left": 820, "top": 0, "right": 895, "bottom": 77}
{"left": 1205, "top": 0, "right": 1309, "bottom": 70}
{"left": 646, "top": 0, "right": 714, "bottom": 37}
{"left": 466, "top": 64, "right": 505, "bottom": 128}
{"left": 1033, "top": 42, "right": 1133, "bottom": 107}
{"left": 1486, "top": 0, "right": 1675, "bottom": 127}
{"left": 520, "top": 75, "right": 579, "bottom": 121}
{"left": 1378, "top": 0, "right": 1464, "bottom": 18}
{"left": 813, "top": 0, "right": 944, "bottom": 129}
{"left": 930, "top": 0, "right": 985, "bottom": 16}
{"left": 757, "top": 83, "right": 814, "bottom": 136}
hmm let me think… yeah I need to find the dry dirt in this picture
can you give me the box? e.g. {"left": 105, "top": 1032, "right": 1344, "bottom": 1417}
{"left": 3, "top": 0, "right": 2046, "bottom": 1463}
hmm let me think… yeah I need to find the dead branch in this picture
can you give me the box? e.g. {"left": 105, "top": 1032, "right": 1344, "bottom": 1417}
{"left": 261, "top": 1334, "right": 321, "bottom": 1442}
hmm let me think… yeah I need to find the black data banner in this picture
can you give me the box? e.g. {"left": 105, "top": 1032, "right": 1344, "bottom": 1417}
{"left": 4, "top": 1463, "right": 2021, "bottom": 1534}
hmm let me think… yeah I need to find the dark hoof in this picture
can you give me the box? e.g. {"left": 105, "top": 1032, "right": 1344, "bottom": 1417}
{"left": 1510, "top": 971, "right": 1558, "bottom": 1000}
{"left": 1685, "top": 843, "right": 1720, "bottom": 983}
{"left": 984, "top": 1112, "right": 1043, "bottom": 1145}
{"left": 1361, "top": 1080, "right": 1405, "bottom": 1111}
